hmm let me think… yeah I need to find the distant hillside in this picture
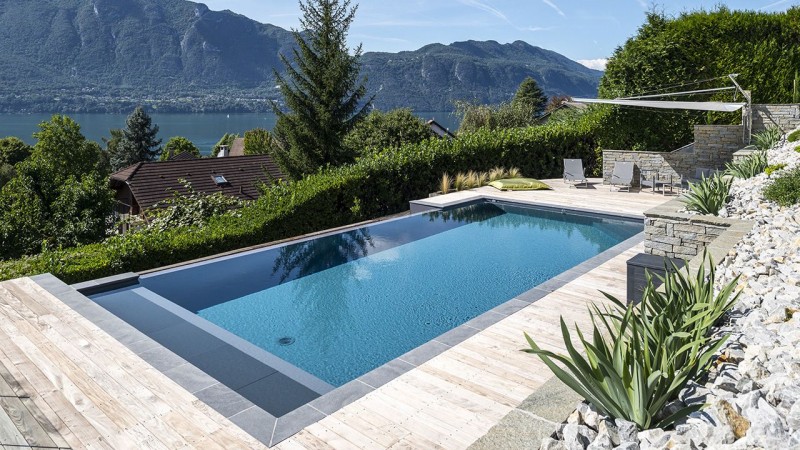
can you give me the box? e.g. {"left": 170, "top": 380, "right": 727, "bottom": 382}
{"left": 363, "top": 40, "right": 601, "bottom": 111}
{"left": 0, "top": 0, "right": 601, "bottom": 113}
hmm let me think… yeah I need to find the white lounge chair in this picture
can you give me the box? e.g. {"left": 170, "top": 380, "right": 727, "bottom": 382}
{"left": 610, "top": 162, "right": 634, "bottom": 192}
{"left": 563, "top": 159, "right": 588, "bottom": 188}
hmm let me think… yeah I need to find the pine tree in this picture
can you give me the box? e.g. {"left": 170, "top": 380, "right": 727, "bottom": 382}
{"left": 111, "top": 106, "right": 162, "bottom": 170}
{"left": 513, "top": 77, "right": 548, "bottom": 116}
{"left": 270, "top": 0, "right": 372, "bottom": 178}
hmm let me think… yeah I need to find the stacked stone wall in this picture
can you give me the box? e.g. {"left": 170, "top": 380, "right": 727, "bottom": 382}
{"left": 642, "top": 198, "right": 751, "bottom": 262}
{"left": 752, "top": 104, "right": 800, "bottom": 133}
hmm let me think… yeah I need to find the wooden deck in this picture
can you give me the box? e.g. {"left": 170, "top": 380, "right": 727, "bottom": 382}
{"left": 417, "top": 178, "right": 677, "bottom": 217}
{"left": 0, "top": 277, "right": 265, "bottom": 449}
{"left": 0, "top": 183, "right": 673, "bottom": 449}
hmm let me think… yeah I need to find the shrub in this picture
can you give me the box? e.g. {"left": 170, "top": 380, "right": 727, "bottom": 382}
{"left": 146, "top": 180, "right": 245, "bottom": 231}
{"left": 763, "top": 168, "right": 800, "bottom": 206}
{"left": 455, "top": 100, "right": 541, "bottom": 133}
{"left": 0, "top": 112, "right": 605, "bottom": 283}
{"left": 681, "top": 173, "right": 732, "bottom": 216}
{"left": 243, "top": 129, "right": 272, "bottom": 156}
{"left": 764, "top": 163, "right": 786, "bottom": 176}
{"left": 525, "top": 253, "right": 739, "bottom": 430}
{"left": 725, "top": 151, "right": 767, "bottom": 179}
{"left": 788, "top": 129, "right": 800, "bottom": 143}
{"left": 753, "top": 127, "right": 782, "bottom": 151}
{"left": 342, "top": 108, "right": 432, "bottom": 156}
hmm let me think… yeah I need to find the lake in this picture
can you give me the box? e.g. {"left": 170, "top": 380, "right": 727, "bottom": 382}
{"left": 0, "top": 112, "right": 460, "bottom": 156}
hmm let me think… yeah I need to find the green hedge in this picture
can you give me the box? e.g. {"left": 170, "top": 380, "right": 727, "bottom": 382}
{"left": 0, "top": 112, "right": 604, "bottom": 284}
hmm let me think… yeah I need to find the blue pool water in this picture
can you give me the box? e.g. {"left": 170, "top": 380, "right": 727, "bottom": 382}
{"left": 118, "top": 202, "right": 641, "bottom": 387}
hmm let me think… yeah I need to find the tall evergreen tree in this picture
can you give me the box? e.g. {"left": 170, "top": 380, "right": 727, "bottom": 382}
{"left": 513, "top": 76, "right": 548, "bottom": 116}
{"left": 111, "top": 106, "right": 162, "bottom": 170}
{"left": 270, "top": 0, "right": 372, "bottom": 178}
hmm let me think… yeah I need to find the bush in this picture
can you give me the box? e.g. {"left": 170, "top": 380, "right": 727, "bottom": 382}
{"left": 525, "top": 253, "right": 739, "bottom": 430}
{"left": 0, "top": 113, "right": 606, "bottom": 283}
{"left": 725, "top": 151, "right": 767, "bottom": 179}
{"left": 765, "top": 163, "right": 786, "bottom": 176}
{"left": 752, "top": 127, "right": 782, "bottom": 151}
{"left": 243, "top": 128, "right": 272, "bottom": 155}
{"left": 763, "top": 168, "right": 800, "bottom": 206}
{"left": 788, "top": 129, "right": 800, "bottom": 143}
{"left": 455, "top": 100, "right": 542, "bottom": 133}
{"left": 681, "top": 173, "right": 732, "bottom": 216}
{"left": 342, "top": 108, "right": 433, "bottom": 156}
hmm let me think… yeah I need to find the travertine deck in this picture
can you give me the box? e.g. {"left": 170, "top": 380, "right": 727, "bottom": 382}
{"left": 0, "top": 180, "right": 672, "bottom": 449}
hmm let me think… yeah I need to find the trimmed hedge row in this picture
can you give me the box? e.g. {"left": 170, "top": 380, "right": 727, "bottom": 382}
{"left": 0, "top": 112, "right": 604, "bottom": 284}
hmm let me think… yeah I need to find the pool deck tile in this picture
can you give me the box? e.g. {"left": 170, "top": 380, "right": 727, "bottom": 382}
{"left": 195, "top": 382, "right": 258, "bottom": 418}
{"left": 357, "top": 359, "right": 416, "bottom": 389}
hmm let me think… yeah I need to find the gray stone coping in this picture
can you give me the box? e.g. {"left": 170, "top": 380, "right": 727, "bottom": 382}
{"left": 30, "top": 199, "right": 645, "bottom": 447}
{"left": 643, "top": 198, "right": 744, "bottom": 226}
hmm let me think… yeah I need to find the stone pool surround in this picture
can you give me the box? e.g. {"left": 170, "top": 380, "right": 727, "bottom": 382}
{"left": 643, "top": 198, "right": 754, "bottom": 264}
{"left": 35, "top": 199, "right": 645, "bottom": 447}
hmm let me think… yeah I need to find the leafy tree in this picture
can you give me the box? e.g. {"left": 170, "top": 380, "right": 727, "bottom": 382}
{"left": 342, "top": 108, "right": 432, "bottom": 156}
{"left": 243, "top": 129, "right": 272, "bottom": 155}
{"left": 270, "top": 0, "right": 372, "bottom": 178}
{"left": 104, "top": 128, "right": 124, "bottom": 165}
{"left": 0, "top": 137, "right": 32, "bottom": 166}
{"left": 160, "top": 137, "right": 201, "bottom": 161}
{"left": 455, "top": 101, "right": 540, "bottom": 133}
{"left": 598, "top": 7, "right": 800, "bottom": 151}
{"left": 0, "top": 116, "right": 114, "bottom": 259}
{"left": 111, "top": 106, "right": 162, "bottom": 170}
{"left": 211, "top": 133, "right": 238, "bottom": 157}
{"left": 0, "top": 137, "right": 32, "bottom": 188}
{"left": 513, "top": 77, "right": 547, "bottom": 116}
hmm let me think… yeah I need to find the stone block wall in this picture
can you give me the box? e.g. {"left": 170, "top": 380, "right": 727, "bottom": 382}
{"left": 643, "top": 198, "right": 750, "bottom": 261}
{"left": 693, "top": 125, "right": 744, "bottom": 169}
{"left": 753, "top": 104, "right": 800, "bottom": 133}
{"left": 603, "top": 124, "right": 743, "bottom": 185}
{"left": 603, "top": 144, "right": 693, "bottom": 187}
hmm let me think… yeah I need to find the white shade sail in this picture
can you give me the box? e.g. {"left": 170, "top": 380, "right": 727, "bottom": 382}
{"left": 571, "top": 98, "right": 746, "bottom": 112}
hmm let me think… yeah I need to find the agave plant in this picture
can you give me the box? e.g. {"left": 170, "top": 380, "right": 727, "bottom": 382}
{"left": 753, "top": 126, "right": 781, "bottom": 151}
{"left": 725, "top": 151, "right": 768, "bottom": 179}
{"left": 681, "top": 173, "right": 732, "bottom": 216}
{"left": 524, "top": 252, "right": 739, "bottom": 430}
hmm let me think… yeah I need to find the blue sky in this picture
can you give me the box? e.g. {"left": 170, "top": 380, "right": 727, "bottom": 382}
{"left": 201, "top": 0, "right": 798, "bottom": 70}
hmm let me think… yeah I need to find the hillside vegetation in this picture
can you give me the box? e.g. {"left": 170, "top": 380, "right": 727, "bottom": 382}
{"left": 0, "top": 0, "right": 599, "bottom": 113}
{"left": 598, "top": 6, "right": 800, "bottom": 151}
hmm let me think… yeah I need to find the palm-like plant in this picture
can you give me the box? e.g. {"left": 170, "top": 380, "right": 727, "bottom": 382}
{"left": 524, "top": 253, "right": 739, "bottom": 430}
{"left": 725, "top": 151, "right": 768, "bottom": 179}
{"left": 681, "top": 173, "right": 732, "bottom": 216}
{"left": 752, "top": 126, "right": 781, "bottom": 151}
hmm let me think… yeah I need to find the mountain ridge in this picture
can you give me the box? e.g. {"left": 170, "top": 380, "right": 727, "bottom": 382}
{"left": 0, "top": 0, "right": 601, "bottom": 113}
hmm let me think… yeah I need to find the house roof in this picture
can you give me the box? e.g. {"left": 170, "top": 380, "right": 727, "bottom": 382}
{"left": 110, "top": 155, "right": 285, "bottom": 210}
{"left": 426, "top": 119, "right": 456, "bottom": 139}
{"left": 168, "top": 151, "right": 198, "bottom": 161}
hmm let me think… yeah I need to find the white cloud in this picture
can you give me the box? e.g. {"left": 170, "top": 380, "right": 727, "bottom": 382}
{"left": 577, "top": 58, "right": 608, "bottom": 71}
{"left": 760, "top": 0, "right": 789, "bottom": 10}
{"left": 634, "top": 0, "right": 648, "bottom": 8}
{"left": 457, "top": 0, "right": 510, "bottom": 23}
{"left": 522, "top": 26, "right": 555, "bottom": 32}
{"left": 542, "top": 0, "right": 566, "bottom": 17}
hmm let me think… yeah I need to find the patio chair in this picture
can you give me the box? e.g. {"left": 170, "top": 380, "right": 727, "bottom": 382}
{"left": 640, "top": 169, "right": 659, "bottom": 194}
{"left": 609, "top": 161, "right": 634, "bottom": 192}
{"left": 563, "top": 159, "right": 588, "bottom": 188}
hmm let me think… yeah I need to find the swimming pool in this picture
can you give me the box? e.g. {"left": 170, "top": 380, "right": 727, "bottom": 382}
{"left": 89, "top": 200, "right": 641, "bottom": 419}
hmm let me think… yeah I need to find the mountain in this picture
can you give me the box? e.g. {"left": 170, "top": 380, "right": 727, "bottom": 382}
{"left": 362, "top": 40, "right": 601, "bottom": 111}
{"left": 0, "top": 0, "right": 601, "bottom": 113}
